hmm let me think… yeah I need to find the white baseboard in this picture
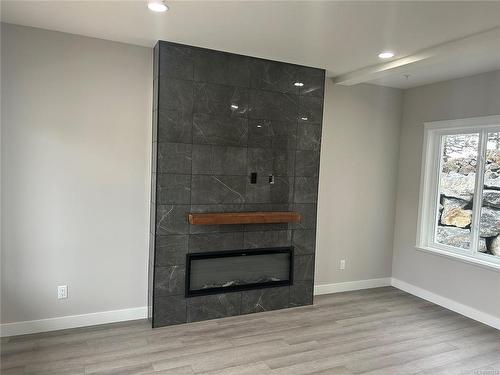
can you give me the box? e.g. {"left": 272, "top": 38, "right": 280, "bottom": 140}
{"left": 314, "top": 277, "right": 392, "bottom": 295}
{"left": 0, "top": 306, "right": 147, "bottom": 338}
{"left": 0, "top": 278, "right": 391, "bottom": 337}
{"left": 391, "top": 278, "right": 500, "bottom": 331}
{"left": 5, "top": 277, "right": 498, "bottom": 337}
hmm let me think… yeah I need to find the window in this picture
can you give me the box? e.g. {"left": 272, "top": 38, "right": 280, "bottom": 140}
{"left": 417, "top": 115, "right": 500, "bottom": 270}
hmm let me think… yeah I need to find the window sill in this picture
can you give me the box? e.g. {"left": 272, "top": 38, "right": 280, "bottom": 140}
{"left": 415, "top": 245, "right": 500, "bottom": 273}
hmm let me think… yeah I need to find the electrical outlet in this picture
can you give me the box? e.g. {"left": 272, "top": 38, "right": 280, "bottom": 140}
{"left": 340, "top": 259, "right": 346, "bottom": 270}
{"left": 57, "top": 285, "right": 68, "bottom": 299}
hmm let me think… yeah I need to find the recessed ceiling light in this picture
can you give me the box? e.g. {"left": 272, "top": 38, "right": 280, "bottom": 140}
{"left": 294, "top": 82, "right": 304, "bottom": 87}
{"left": 148, "top": 0, "right": 168, "bottom": 12}
{"left": 301, "top": 117, "right": 308, "bottom": 121}
{"left": 378, "top": 51, "right": 395, "bottom": 59}
{"left": 230, "top": 104, "right": 239, "bottom": 110}
{"left": 256, "top": 125, "right": 262, "bottom": 128}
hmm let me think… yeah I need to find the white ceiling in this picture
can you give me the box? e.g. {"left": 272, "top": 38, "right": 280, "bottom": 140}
{"left": 2, "top": 1, "right": 500, "bottom": 89}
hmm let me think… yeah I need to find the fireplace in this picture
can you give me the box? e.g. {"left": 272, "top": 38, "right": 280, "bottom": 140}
{"left": 185, "top": 247, "right": 294, "bottom": 297}
{"left": 149, "top": 40, "right": 324, "bottom": 326}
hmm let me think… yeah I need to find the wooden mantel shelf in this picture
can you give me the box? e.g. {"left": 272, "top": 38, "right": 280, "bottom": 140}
{"left": 187, "top": 211, "right": 301, "bottom": 225}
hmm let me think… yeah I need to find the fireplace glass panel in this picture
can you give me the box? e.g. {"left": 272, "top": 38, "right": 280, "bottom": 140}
{"left": 186, "top": 248, "right": 292, "bottom": 296}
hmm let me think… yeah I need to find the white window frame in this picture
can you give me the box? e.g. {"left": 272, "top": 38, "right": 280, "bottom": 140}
{"left": 416, "top": 115, "right": 500, "bottom": 272}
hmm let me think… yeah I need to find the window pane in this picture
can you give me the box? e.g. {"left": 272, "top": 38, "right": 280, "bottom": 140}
{"left": 436, "top": 133, "right": 479, "bottom": 250}
{"left": 478, "top": 132, "right": 500, "bottom": 258}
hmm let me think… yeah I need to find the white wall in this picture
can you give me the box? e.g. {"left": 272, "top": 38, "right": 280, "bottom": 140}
{"left": 392, "top": 70, "right": 500, "bottom": 319}
{"left": 4, "top": 22, "right": 454, "bottom": 331}
{"left": 1, "top": 24, "right": 404, "bottom": 331}
{"left": 1, "top": 24, "right": 152, "bottom": 324}
{"left": 7, "top": 22, "right": 496, "bottom": 333}
{"left": 315, "top": 81, "right": 402, "bottom": 287}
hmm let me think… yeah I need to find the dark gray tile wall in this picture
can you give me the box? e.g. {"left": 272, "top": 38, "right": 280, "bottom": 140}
{"left": 149, "top": 41, "right": 325, "bottom": 327}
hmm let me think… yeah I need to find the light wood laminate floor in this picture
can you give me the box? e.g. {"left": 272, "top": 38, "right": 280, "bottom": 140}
{"left": 2, "top": 287, "right": 500, "bottom": 375}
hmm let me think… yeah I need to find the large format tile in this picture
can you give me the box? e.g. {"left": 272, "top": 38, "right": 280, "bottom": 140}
{"left": 247, "top": 119, "right": 297, "bottom": 149}
{"left": 244, "top": 203, "right": 293, "bottom": 211}
{"left": 150, "top": 203, "right": 156, "bottom": 235}
{"left": 159, "top": 77, "right": 194, "bottom": 114}
{"left": 249, "top": 59, "right": 300, "bottom": 95}
{"left": 187, "top": 293, "right": 241, "bottom": 322}
{"left": 295, "top": 150, "right": 320, "bottom": 177}
{"left": 292, "top": 229, "right": 316, "bottom": 255}
{"left": 158, "top": 143, "right": 192, "bottom": 174}
{"left": 158, "top": 109, "right": 192, "bottom": 144}
{"left": 246, "top": 177, "right": 293, "bottom": 204}
{"left": 149, "top": 234, "right": 155, "bottom": 289}
{"left": 159, "top": 42, "right": 195, "bottom": 80}
{"left": 153, "top": 43, "right": 159, "bottom": 78}
{"left": 192, "top": 113, "right": 248, "bottom": 147}
{"left": 292, "top": 204, "right": 317, "bottom": 229}
{"left": 247, "top": 148, "right": 295, "bottom": 177}
{"left": 299, "top": 96, "right": 324, "bottom": 124}
{"left": 192, "top": 145, "right": 247, "bottom": 175}
{"left": 153, "top": 295, "right": 187, "bottom": 327}
{"left": 191, "top": 175, "right": 246, "bottom": 204}
{"left": 289, "top": 281, "right": 313, "bottom": 307}
{"left": 194, "top": 82, "right": 249, "bottom": 118}
{"left": 241, "top": 287, "right": 290, "bottom": 314}
{"left": 148, "top": 237, "right": 155, "bottom": 321}
{"left": 155, "top": 235, "right": 189, "bottom": 266}
{"left": 189, "top": 232, "right": 244, "bottom": 253}
{"left": 156, "top": 204, "right": 190, "bottom": 235}
{"left": 152, "top": 110, "right": 158, "bottom": 142}
{"left": 195, "top": 50, "right": 250, "bottom": 87}
{"left": 243, "top": 230, "right": 292, "bottom": 249}
{"left": 150, "top": 42, "right": 325, "bottom": 327}
{"left": 154, "top": 265, "right": 185, "bottom": 296}
{"left": 248, "top": 89, "right": 298, "bottom": 122}
{"left": 244, "top": 222, "right": 290, "bottom": 233}
{"left": 297, "top": 123, "right": 322, "bottom": 151}
{"left": 293, "top": 255, "right": 315, "bottom": 281}
{"left": 151, "top": 172, "right": 157, "bottom": 204}
{"left": 298, "top": 66, "right": 325, "bottom": 98}
{"left": 152, "top": 142, "right": 157, "bottom": 173}
{"left": 157, "top": 174, "right": 191, "bottom": 204}
{"left": 153, "top": 78, "right": 158, "bottom": 110}
{"left": 294, "top": 176, "right": 319, "bottom": 203}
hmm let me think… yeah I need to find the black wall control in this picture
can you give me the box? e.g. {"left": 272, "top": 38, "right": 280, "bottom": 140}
{"left": 250, "top": 172, "right": 257, "bottom": 184}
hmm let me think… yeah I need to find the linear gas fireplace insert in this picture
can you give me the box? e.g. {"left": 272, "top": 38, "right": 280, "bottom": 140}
{"left": 185, "top": 247, "right": 294, "bottom": 297}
